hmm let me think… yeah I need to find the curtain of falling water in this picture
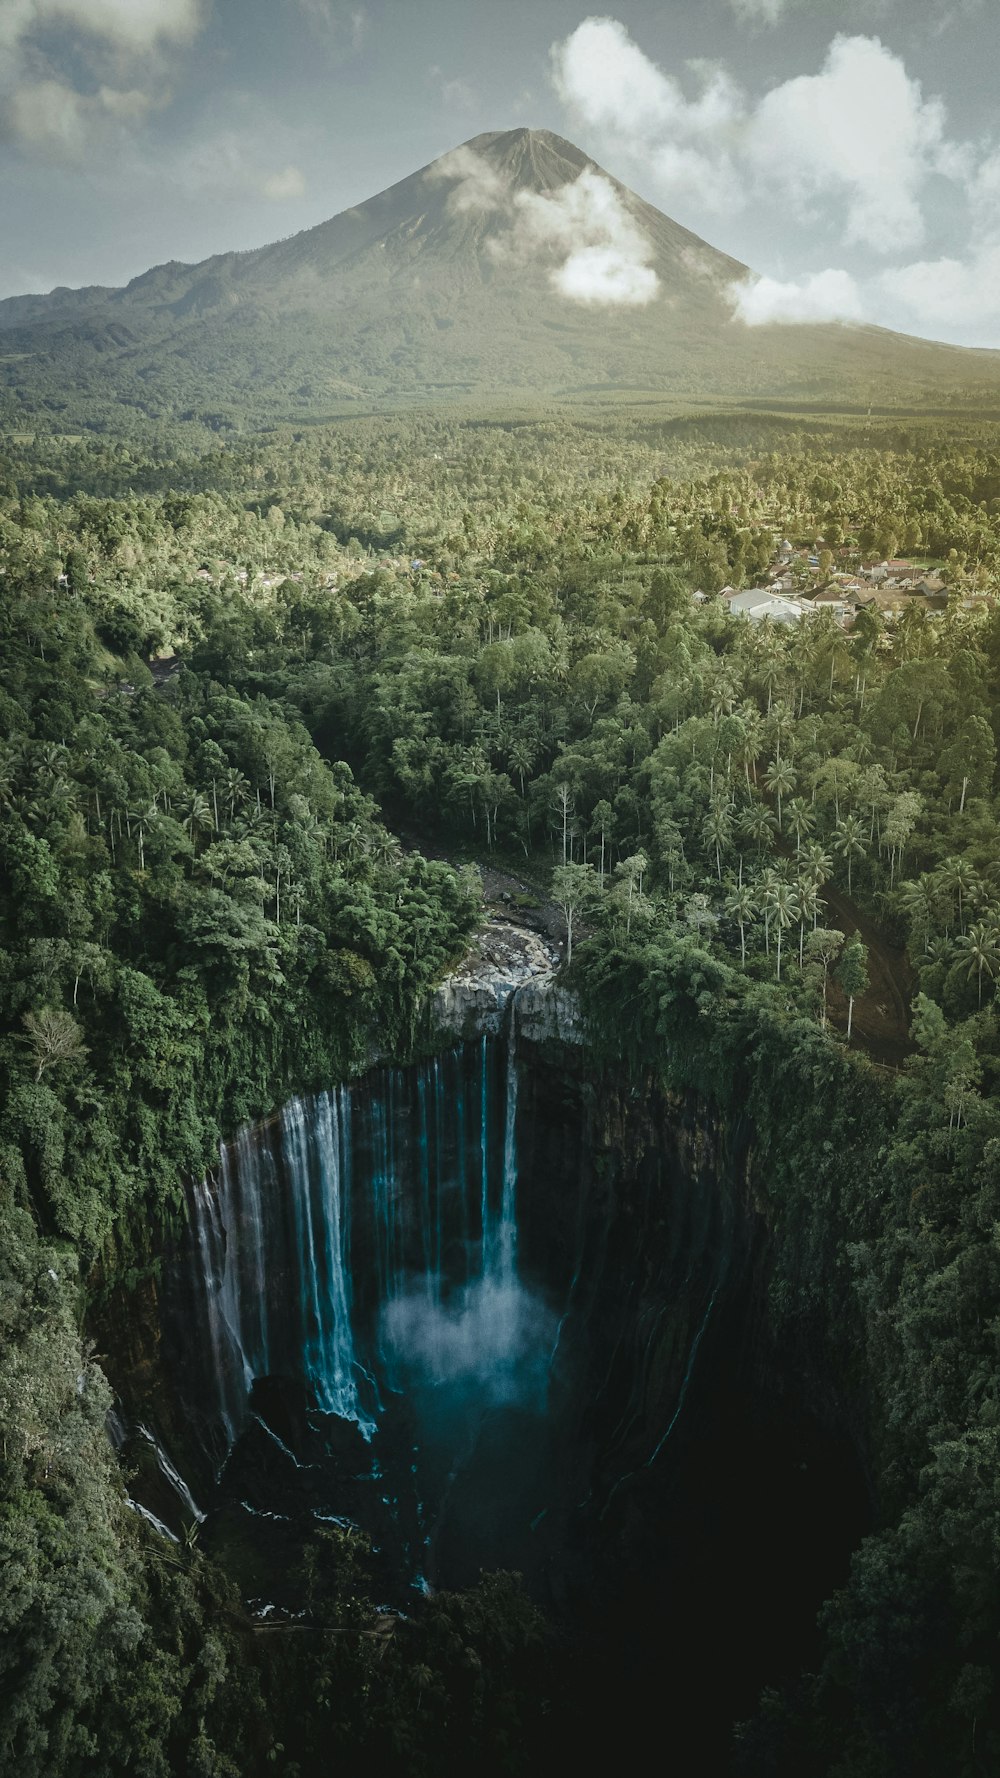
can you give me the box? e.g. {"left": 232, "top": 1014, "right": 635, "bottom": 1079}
{"left": 182, "top": 1021, "right": 524, "bottom": 1457}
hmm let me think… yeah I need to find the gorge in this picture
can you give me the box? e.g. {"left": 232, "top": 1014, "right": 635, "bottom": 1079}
{"left": 108, "top": 940, "right": 871, "bottom": 1766}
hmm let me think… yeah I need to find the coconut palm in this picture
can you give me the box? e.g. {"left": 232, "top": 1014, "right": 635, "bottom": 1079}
{"left": 709, "top": 669, "right": 739, "bottom": 724}
{"left": 224, "top": 767, "right": 250, "bottom": 823}
{"left": 786, "top": 796, "right": 815, "bottom": 857}
{"left": 507, "top": 735, "right": 537, "bottom": 797}
{"left": 34, "top": 741, "right": 70, "bottom": 785}
{"left": 897, "top": 873, "right": 940, "bottom": 952}
{"left": 833, "top": 814, "right": 867, "bottom": 896}
{"left": 742, "top": 803, "right": 777, "bottom": 855}
{"left": 725, "top": 882, "right": 756, "bottom": 965}
{"left": 936, "top": 856, "right": 983, "bottom": 937}
{"left": 801, "top": 841, "right": 833, "bottom": 889}
{"left": 126, "top": 803, "right": 158, "bottom": 870}
{"left": 737, "top": 704, "right": 764, "bottom": 787}
{"left": 794, "top": 879, "right": 823, "bottom": 963}
{"left": 958, "top": 920, "right": 1000, "bottom": 1008}
{"left": 702, "top": 799, "right": 734, "bottom": 882}
{"left": 763, "top": 877, "right": 796, "bottom": 980}
{"left": 764, "top": 757, "right": 796, "bottom": 831}
{"left": 181, "top": 790, "right": 214, "bottom": 849}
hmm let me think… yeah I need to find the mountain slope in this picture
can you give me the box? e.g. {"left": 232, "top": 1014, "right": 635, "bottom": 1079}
{"left": 3, "top": 127, "right": 999, "bottom": 430}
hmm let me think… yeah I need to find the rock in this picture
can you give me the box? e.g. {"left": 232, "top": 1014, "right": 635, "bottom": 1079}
{"left": 515, "top": 977, "right": 584, "bottom": 1047}
{"left": 429, "top": 919, "right": 562, "bottom": 1042}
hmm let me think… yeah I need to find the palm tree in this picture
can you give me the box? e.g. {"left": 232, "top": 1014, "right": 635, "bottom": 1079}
{"left": 925, "top": 935, "right": 956, "bottom": 974}
{"left": 823, "top": 633, "right": 853, "bottom": 700}
{"left": 738, "top": 704, "right": 763, "bottom": 787}
{"left": 743, "top": 803, "right": 777, "bottom": 855}
{"left": 181, "top": 790, "right": 214, "bottom": 850}
{"left": 758, "top": 866, "right": 780, "bottom": 956}
{"left": 757, "top": 653, "right": 783, "bottom": 714}
{"left": 788, "top": 624, "right": 817, "bottom": 716}
{"left": 764, "top": 877, "right": 796, "bottom": 980}
{"left": 764, "top": 757, "right": 795, "bottom": 831}
{"left": 40, "top": 776, "right": 79, "bottom": 825}
{"left": 897, "top": 873, "right": 939, "bottom": 952}
{"left": 709, "top": 668, "right": 739, "bottom": 724}
{"left": 34, "top": 741, "right": 70, "bottom": 785}
{"left": 958, "top": 921, "right": 1000, "bottom": 1008}
{"left": 126, "top": 803, "right": 157, "bottom": 871}
{"left": 702, "top": 800, "right": 734, "bottom": 882}
{"left": 936, "top": 856, "right": 982, "bottom": 937}
{"left": 794, "top": 879, "right": 822, "bottom": 963}
{"left": 801, "top": 841, "right": 833, "bottom": 889}
{"left": 725, "top": 883, "right": 756, "bottom": 966}
{"left": 765, "top": 699, "right": 795, "bottom": 762}
{"left": 224, "top": 767, "right": 250, "bottom": 823}
{"left": 507, "top": 735, "right": 537, "bottom": 797}
{"left": 833, "top": 814, "right": 867, "bottom": 896}
{"left": 786, "top": 796, "right": 815, "bottom": 857}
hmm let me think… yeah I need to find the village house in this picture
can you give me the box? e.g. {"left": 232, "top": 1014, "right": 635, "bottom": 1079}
{"left": 723, "top": 587, "right": 803, "bottom": 625}
{"left": 811, "top": 586, "right": 850, "bottom": 620}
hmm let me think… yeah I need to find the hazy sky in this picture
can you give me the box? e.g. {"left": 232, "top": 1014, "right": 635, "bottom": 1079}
{"left": 2, "top": 0, "right": 999, "bottom": 345}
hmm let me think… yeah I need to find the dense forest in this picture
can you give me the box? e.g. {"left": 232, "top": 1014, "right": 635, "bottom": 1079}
{"left": 3, "top": 407, "right": 1000, "bottom": 1774}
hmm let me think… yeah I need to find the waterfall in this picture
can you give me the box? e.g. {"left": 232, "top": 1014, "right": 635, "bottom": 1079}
{"left": 285, "top": 1089, "right": 372, "bottom": 1432}
{"left": 164, "top": 1008, "right": 751, "bottom": 1606}
{"left": 180, "top": 1016, "right": 536, "bottom": 1458}
{"left": 136, "top": 1424, "right": 206, "bottom": 1524}
{"left": 498, "top": 993, "right": 519, "bottom": 1283}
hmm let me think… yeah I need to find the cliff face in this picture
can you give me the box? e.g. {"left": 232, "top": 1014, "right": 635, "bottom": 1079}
{"left": 94, "top": 958, "right": 873, "bottom": 1766}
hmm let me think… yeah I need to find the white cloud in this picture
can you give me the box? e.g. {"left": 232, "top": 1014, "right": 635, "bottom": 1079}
{"left": 879, "top": 246, "right": 1000, "bottom": 334}
{"left": 552, "top": 16, "right": 688, "bottom": 140}
{"left": 261, "top": 164, "right": 306, "bottom": 202}
{"left": 730, "top": 268, "right": 865, "bottom": 325}
{"left": 0, "top": 0, "right": 205, "bottom": 159}
{"left": 551, "top": 18, "right": 746, "bottom": 219}
{"left": 431, "top": 145, "right": 659, "bottom": 307}
{"left": 555, "top": 243, "right": 659, "bottom": 306}
{"left": 8, "top": 0, "right": 202, "bottom": 53}
{"left": 551, "top": 18, "right": 744, "bottom": 152}
{"left": 6, "top": 78, "right": 90, "bottom": 157}
{"left": 506, "top": 168, "right": 660, "bottom": 306}
{"left": 57, "top": 0, "right": 201, "bottom": 49}
{"left": 428, "top": 145, "right": 509, "bottom": 215}
{"left": 745, "top": 36, "right": 948, "bottom": 251}
{"left": 551, "top": 20, "right": 970, "bottom": 252}
{"left": 5, "top": 75, "right": 154, "bottom": 158}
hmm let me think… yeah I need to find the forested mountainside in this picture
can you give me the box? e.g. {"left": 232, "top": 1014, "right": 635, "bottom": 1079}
{"left": 3, "top": 407, "right": 1000, "bottom": 1774}
{"left": 4, "top": 128, "right": 1000, "bottom": 429}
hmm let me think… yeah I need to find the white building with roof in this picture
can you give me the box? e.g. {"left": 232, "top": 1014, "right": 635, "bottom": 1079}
{"left": 724, "top": 587, "right": 803, "bottom": 625}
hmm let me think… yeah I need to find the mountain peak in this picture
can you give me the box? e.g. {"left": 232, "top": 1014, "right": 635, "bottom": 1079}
{"left": 446, "top": 126, "right": 594, "bottom": 192}
{"left": 4, "top": 127, "right": 998, "bottom": 422}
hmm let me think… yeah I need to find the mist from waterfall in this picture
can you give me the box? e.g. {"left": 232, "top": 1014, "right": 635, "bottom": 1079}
{"left": 379, "top": 1013, "right": 553, "bottom": 1411}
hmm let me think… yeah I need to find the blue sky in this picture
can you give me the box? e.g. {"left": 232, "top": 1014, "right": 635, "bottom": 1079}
{"left": 2, "top": 0, "right": 999, "bottom": 345}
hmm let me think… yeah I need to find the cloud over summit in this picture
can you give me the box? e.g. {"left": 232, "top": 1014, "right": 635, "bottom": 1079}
{"left": 432, "top": 145, "right": 660, "bottom": 308}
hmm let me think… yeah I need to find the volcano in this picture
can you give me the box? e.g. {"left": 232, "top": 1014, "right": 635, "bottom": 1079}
{"left": 3, "top": 126, "right": 999, "bottom": 425}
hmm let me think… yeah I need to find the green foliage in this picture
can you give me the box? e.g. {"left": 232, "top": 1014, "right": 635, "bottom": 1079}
{"left": 3, "top": 407, "right": 1000, "bottom": 1775}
